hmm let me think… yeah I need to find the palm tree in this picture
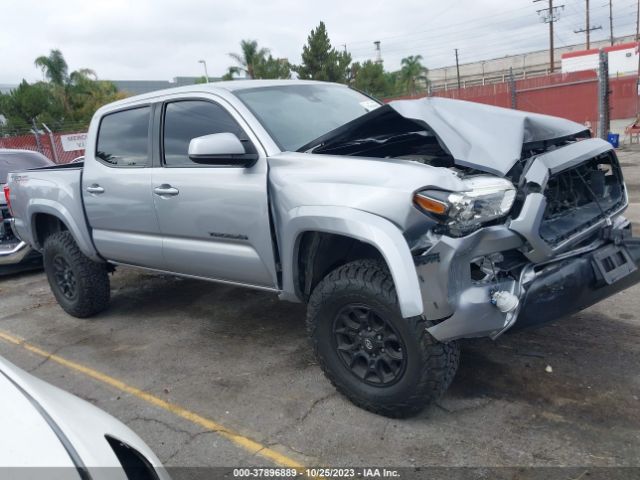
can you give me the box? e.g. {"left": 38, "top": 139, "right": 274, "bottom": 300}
{"left": 69, "top": 68, "right": 97, "bottom": 84}
{"left": 228, "top": 40, "right": 270, "bottom": 79}
{"left": 399, "top": 55, "right": 427, "bottom": 95}
{"left": 34, "top": 49, "right": 69, "bottom": 86}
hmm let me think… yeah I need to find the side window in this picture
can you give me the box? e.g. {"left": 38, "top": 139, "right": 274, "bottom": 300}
{"left": 163, "top": 100, "right": 251, "bottom": 167}
{"left": 96, "top": 107, "right": 150, "bottom": 167}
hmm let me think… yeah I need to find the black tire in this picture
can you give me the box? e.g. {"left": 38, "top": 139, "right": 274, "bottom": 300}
{"left": 43, "top": 231, "right": 110, "bottom": 318}
{"left": 307, "top": 259, "right": 460, "bottom": 418}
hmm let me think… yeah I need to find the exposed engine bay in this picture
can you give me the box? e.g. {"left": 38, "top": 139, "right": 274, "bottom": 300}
{"left": 538, "top": 152, "right": 625, "bottom": 246}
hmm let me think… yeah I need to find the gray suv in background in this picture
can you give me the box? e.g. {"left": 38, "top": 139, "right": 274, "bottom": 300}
{"left": 6, "top": 80, "right": 640, "bottom": 417}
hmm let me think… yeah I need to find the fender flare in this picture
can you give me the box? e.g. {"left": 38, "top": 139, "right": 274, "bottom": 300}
{"left": 27, "top": 200, "right": 101, "bottom": 262}
{"left": 279, "top": 205, "right": 424, "bottom": 318}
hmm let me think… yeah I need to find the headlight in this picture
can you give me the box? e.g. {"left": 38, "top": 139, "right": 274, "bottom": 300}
{"left": 414, "top": 176, "right": 516, "bottom": 235}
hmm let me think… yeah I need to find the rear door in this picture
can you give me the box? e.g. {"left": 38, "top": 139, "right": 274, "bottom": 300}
{"left": 82, "top": 105, "right": 163, "bottom": 267}
{"left": 151, "top": 96, "right": 277, "bottom": 288}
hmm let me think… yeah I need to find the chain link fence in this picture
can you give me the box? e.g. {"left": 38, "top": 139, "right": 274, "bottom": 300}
{"left": 0, "top": 121, "right": 89, "bottom": 164}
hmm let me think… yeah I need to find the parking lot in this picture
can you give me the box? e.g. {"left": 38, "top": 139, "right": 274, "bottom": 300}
{"left": 1, "top": 148, "right": 640, "bottom": 475}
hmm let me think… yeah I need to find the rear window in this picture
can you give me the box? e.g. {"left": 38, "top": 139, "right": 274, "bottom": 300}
{"left": 0, "top": 151, "right": 53, "bottom": 183}
{"left": 96, "top": 107, "right": 150, "bottom": 167}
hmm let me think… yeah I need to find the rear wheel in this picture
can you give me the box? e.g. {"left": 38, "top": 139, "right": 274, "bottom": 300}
{"left": 43, "top": 231, "right": 110, "bottom": 318}
{"left": 307, "top": 259, "right": 460, "bottom": 418}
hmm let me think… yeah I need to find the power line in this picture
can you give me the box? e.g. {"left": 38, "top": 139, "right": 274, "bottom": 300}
{"left": 345, "top": 0, "right": 629, "bottom": 54}
{"left": 345, "top": 0, "right": 639, "bottom": 59}
{"left": 346, "top": 2, "right": 640, "bottom": 70}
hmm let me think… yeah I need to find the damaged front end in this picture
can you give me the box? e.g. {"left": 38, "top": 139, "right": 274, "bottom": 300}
{"left": 416, "top": 136, "right": 639, "bottom": 342}
{"left": 301, "top": 96, "right": 640, "bottom": 341}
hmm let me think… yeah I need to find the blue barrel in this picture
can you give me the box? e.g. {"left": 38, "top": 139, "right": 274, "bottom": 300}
{"left": 607, "top": 133, "right": 620, "bottom": 148}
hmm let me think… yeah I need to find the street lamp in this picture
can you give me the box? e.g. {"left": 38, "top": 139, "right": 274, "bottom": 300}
{"left": 198, "top": 60, "right": 209, "bottom": 83}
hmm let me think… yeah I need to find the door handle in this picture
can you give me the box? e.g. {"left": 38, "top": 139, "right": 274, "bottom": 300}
{"left": 86, "top": 184, "right": 104, "bottom": 194}
{"left": 153, "top": 184, "right": 180, "bottom": 197}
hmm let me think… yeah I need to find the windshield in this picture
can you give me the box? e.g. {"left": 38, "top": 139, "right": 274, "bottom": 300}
{"left": 234, "top": 84, "right": 380, "bottom": 152}
{"left": 0, "top": 151, "right": 53, "bottom": 184}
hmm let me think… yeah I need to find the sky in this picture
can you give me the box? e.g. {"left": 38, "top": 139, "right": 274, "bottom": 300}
{"left": 1, "top": 0, "right": 639, "bottom": 84}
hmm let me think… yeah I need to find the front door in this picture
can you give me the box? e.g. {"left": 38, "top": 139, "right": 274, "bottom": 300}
{"left": 151, "top": 97, "right": 277, "bottom": 288}
{"left": 82, "top": 105, "right": 163, "bottom": 268}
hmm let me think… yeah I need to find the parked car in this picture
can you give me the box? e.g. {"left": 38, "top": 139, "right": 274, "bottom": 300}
{"left": 0, "top": 149, "right": 52, "bottom": 273}
{"left": 0, "top": 355, "right": 169, "bottom": 478}
{"left": 6, "top": 80, "right": 640, "bottom": 417}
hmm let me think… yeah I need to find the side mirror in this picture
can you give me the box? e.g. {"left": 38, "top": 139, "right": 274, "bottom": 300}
{"left": 188, "top": 133, "right": 258, "bottom": 167}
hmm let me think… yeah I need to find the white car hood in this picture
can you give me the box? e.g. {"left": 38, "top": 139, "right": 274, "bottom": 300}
{"left": 0, "top": 372, "right": 74, "bottom": 468}
{"left": 0, "top": 356, "right": 169, "bottom": 479}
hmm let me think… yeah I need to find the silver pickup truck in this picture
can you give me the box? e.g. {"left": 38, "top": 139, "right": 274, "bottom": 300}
{"left": 6, "top": 80, "right": 640, "bottom": 417}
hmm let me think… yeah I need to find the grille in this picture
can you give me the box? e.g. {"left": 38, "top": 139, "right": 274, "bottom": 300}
{"left": 539, "top": 151, "right": 625, "bottom": 246}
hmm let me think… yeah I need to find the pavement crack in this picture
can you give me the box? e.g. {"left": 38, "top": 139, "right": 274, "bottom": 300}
{"left": 161, "top": 431, "right": 215, "bottom": 465}
{"left": 297, "top": 392, "right": 337, "bottom": 425}
{"left": 25, "top": 335, "right": 94, "bottom": 373}
{"left": 127, "top": 415, "right": 202, "bottom": 438}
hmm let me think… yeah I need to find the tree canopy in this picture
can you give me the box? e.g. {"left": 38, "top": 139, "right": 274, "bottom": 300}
{"left": 34, "top": 49, "right": 69, "bottom": 86}
{"left": 226, "top": 40, "right": 291, "bottom": 80}
{"left": 0, "top": 49, "right": 125, "bottom": 135}
{"left": 399, "top": 55, "right": 428, "bottom": 95}
{"left": 293, "top": 22, "right": 351, "bottom": 83}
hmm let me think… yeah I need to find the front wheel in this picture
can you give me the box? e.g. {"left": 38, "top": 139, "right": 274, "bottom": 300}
{"left": 307, "top": 259, "right": 460, "bottom": 418}
{"left": 43, "top": 231, "right": 110, "bottom": 318}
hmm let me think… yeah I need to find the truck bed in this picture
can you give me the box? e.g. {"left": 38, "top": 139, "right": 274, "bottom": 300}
{"left": 7, "top": 164, "right": 98, "bottom": 259}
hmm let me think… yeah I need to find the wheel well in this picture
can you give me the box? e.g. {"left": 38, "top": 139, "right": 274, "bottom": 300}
{"left": 33, "top": 213, "right": 68, "bottom": 249}
{"left": 297, "top": 232, "right": 385, "bottom": 301}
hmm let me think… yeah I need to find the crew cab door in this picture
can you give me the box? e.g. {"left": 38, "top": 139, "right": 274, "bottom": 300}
{"left": 82, "top": 105, "right": 163, "bottom": 267}
{"left": 151, "top": 96, "right": 277, "bottom": 288}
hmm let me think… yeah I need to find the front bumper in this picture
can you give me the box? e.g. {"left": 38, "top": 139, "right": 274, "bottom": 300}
{"left": 514, "top": 236, "right": 640, "bottom": 331}
{"left": 419, "top": 227, "right": 640, "bottom": 342}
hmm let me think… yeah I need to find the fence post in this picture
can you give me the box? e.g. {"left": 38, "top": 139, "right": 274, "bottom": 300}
{"left": 597, "top": 49, "right": 610, "bottom": 140}
{"left": 509, "top": 67, "right": 517, "bottom": 109}
{"left": 31, "top": 118, "right": 43, "bottom": 154}
{"left": 42, "top": 123, "right": 60, "bottom": 163}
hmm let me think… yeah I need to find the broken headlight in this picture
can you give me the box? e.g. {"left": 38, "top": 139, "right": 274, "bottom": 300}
{"left": 414, "top": 176, "right": 516, "bottom": 235}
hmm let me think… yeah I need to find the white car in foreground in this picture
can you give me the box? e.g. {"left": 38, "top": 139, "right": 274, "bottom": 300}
{"left": 0, "top": 356, "right": 170, "bottom": 480}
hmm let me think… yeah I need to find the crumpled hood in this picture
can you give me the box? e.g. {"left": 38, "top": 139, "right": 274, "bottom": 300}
{"left": 300, "top": 97, "right": 589, "bottom": 176}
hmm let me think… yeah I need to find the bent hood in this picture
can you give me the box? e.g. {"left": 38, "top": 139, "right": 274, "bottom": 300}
{"left": 300, "top": 97, "right": 589, "bottom": 176}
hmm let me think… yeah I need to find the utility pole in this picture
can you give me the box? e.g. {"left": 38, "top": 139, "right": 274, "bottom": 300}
{"left": 454, "top": 48, "right": 461, "bottom": 89}
{"left": 597, "top": 49, "right": 610, "bottom": 139}
{"left": 535, "top": 0, "right": 564, "bottom": 73}
{"left": 609, "top": 0, "right": 614, "bottom": 46}
{"left": 573, "top": 0, "right": 601, "bottom": 50}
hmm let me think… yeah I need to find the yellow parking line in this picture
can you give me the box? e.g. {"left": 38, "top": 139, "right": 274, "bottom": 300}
{"left": 0, "top": 329, "right": 305, "bottom": 470}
